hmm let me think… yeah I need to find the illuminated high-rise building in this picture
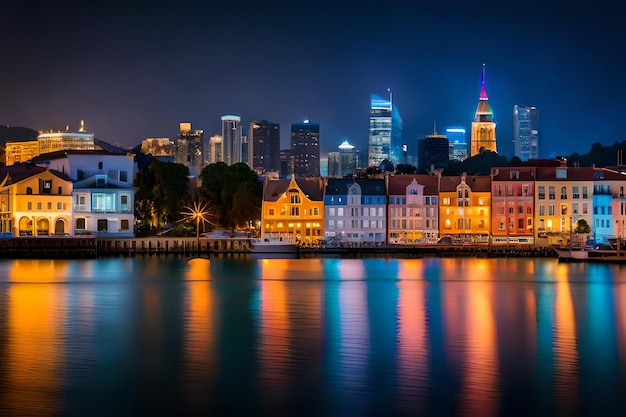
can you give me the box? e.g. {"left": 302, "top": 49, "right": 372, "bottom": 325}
{"left": 446, "top": 127, "right": 468, "bottom": 162}
{"left": 290, "top": 120, "right": 320, "bottom": 177}
{"left": 221, "top": 115, "right": 242, "bottom": 166}
{"left": 250, "top": 120, "right": 280, "bottom": 173}
{"left": 513, "top": 105, "right": 539, "bottom": 161}
{"left": 175, "top": 122, "right": 204, "bottom": 177}
{"left": 328, "top": 139, "right": 359, "bottom": 178}
{"left": 417, "top": 133, "right": 449, "bottom": 172}
{"left": 205, "top": 135, "right": 223, "bottom": 165}
{"left": 470, "top": 64, "right": 497, "bottom": 156}
{"left": 368, "top": 91, "right": 402, "bottom": 167}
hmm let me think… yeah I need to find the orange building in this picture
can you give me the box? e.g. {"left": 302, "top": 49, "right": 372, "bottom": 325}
{"left": 439, "top": 173, "right": 491, "bottom": 243}
{"left": 490, "top": 166, "right": 536, "bottom": 245}
{"left": 260, "top": 176, "right": 324, "bottom": 245}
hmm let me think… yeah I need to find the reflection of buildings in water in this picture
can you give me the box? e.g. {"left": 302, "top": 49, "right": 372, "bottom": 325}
{"left": 396, "top": 259, "right": 429, "bottom": 411}
{"left": 441, "top": 259, "right": 500, "bottom": 417}
{"left": 5, "top": 260, "right": 72, "bottom": 414}
{"left": 182, "top": 259, "right": 217, "bottom": 409}
{"left": 553, "top": 268, "right": 579, "bottom": 416}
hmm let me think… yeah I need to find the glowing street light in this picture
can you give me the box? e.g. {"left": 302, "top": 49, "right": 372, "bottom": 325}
{"left": 179, "top": 198, "right": 216, "bottom": 254}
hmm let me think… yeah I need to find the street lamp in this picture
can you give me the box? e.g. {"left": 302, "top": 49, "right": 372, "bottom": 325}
{"left": 179, "top": 198, "right": 215, "bottom": 255}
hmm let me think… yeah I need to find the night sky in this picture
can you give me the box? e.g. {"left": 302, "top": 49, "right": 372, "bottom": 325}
{"left": 1, "top": 1, "right": 623, "bottom": 161}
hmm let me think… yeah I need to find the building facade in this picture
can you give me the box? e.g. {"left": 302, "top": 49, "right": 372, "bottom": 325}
{"left": 387, "top": 175, "right": 440, "bottom": 244}
{"left": 470, "top": 65, "right": 497, "bottom": 156}
{"left": 368, "top": 92, "right": 403, "bottom": 167}
{"left": 260, "top": 176, "right": 324, "bottom": 244}
{"left": 446, "top": 127, "right": 468, "bottom": 162}
{"left": 250, "top": 120, "right": 280, "bottom": 173}
{"left": 0, "top": 164, "right": 73, "bottom": 236}
{"left": 490, "top": 166, "right": 536, "bottom": 245}
{"left": 175, "top": 123, "right": 204, "bottom": 178}
{"left": 513, "top": 105, "right": 539, "bottom": 161}
{"left": 327, "top": 140, "right": 358, "bottom": 178}
{"left": 221, "top": 115, "right": 242, "bottom": 166}
{"left": 418, "top": 133, "right": 450, "bottom": 172}
{"left": 290, "top": 120, "right": 320, "bottom": 177}
{"left": 439, "top": 174, "right": 491, "bottom": 243}
{"left": 323, "top": 178, "right": 387, "bottom": 245}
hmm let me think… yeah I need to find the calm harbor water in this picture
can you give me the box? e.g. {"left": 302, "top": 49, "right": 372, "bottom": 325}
{"left": 1, "top": 255, "right": 625, "bottom": 417}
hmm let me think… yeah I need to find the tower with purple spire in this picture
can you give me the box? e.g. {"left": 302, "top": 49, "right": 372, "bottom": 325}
{"left": 470, "top": 64, "right": 497, "bottom": 156}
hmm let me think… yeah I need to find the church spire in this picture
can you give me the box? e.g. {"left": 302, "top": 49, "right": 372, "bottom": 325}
{"left": 479, "top": 63, "right": 488, "bottom": 100}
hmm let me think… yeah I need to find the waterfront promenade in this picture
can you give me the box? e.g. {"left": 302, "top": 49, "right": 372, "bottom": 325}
{"left": 0, "top": 235, "right": 556, "bottom": 258}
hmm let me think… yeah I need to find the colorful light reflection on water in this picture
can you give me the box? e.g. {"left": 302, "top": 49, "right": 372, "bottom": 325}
{"left": 0, "top": 256, "right": 625, "bottom": 416}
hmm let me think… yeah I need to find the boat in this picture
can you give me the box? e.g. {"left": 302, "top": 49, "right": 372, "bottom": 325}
{"left": 555, "top": 247, "right": 589, "bottom": 262}
{"left": 556, "top": 241, "right": 626, "bottom": 263}
{"left": 249, "top": 237, "right": 298, "bottom": 253}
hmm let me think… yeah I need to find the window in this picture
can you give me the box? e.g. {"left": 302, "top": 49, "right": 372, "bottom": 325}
{"left": 76, "top": 218, "right": 85, "bottom": 229}
{"left": 37, "top": 202, "right": 42, "bottom": 210}
{"left": 442, "top": 197, "right": 451, "bottom": 205}
{"left": 58, "top": 186, "right": 62, "bottom": 195}
{"left": 93, "top": 193, "right": 115, "bottom": 212}
{"left": 561, "top": 186, "right": 567, "bottom": 199}
{"left": 26, "top": 187, "right": 33, "bottom": 195}
{"left": 96, "top": 175, "right": 107, "bottom": 187}
{"left": 583, "top": 203, "right": 588, "bottom": 214}
{"left": 538, "top": 186, "right": 545, "bottom": 200}
{"left": 518, "top": 219, "right": 524, "bottom": 229}
{"left": 290, "top": 194, "right": 301, "bottom": 204}
{"left": 57, "top": 202, "right": 62, "bottom": 210}
{"left": 539, "top": 205, "right": 545, "bottom": 215}
{"left": 42, "top": 179, "right": 52, "bottom": 194}
{"left": 77, "top": 170, "right": 86, "bottom": 181}
{"left": 98, "top": 162, "right": 103, "bottom": 169}
{"left": 313, "top": 207, "right": 319, "bottom": 216}
{"left": 120, "top": 219, "right": 129, "bottom": 230}
{"left": 290, "top": 206, "right": 299, "bottom": 216}
{"left": 27, "top": 202, "right": 32, "bottom": 210}
{"left": 120, "top": 194, "right": 130, "bottom": 212}
{"left": 548, "top": 205, "right": 555, "bottom": 215}
{"left": 573, "top": 186, "right": 580, "bottom": 199}
{"left": 583, "top": 186, "right": 588, "bottom": 199}
{"left": 561, "top": 205, "right": 567, "bottom": 215}
{"left": 549, "top": 186, "right": 555, "bottom": 200}
{"left": 47, "top": 202, "right": 52, "bottom": 210}
{"left": 573, "top": 203, "right": 579, "bottom": 214}
{"left": 97, "top": 219, "right": 107, "bottom": 231}
{"left": 119, "top": 171, "right": 128, "bottom": 182}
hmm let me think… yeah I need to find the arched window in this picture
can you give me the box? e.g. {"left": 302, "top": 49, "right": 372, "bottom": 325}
{"left": 26, "top": 187, "right": 32, "bottom": 195}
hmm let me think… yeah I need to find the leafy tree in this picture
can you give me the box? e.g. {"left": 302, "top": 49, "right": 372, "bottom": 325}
{"left": 199, "top": 162, "right": 261, "bottom": 228}
{"left": 379, "top": 159, "right": 394, "bottom": 172}
{"left": 575, "top": 218, "right": 591, "bottom": 234}
{"left": 134, "top": 160, "right": 190, "bottom": 227}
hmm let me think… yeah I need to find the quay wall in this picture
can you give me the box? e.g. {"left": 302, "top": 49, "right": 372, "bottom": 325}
{"left": 0, "top": 236, "right": 557, "bottom": 259}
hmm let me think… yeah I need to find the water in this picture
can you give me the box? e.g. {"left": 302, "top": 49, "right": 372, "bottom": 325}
{"left": 1, "top": 256, "right": 625, "bottom": 417}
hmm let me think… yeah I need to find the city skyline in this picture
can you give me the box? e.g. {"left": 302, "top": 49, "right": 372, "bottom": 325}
{"left": 1, "top": 1, "right": 623, "bottom": 161}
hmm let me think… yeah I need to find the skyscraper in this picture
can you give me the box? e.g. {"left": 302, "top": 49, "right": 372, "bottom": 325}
{"left": 328, "top": 139, "right": 359, "bottom": 178}
{"left": 417, "top": 133, "right": 450, "bottom": 172}
{"left": 368, "top": 92, "right": 402, "bottom": 167}
{"left": 250, "top": 120, "right": 280, "bottom": 173}
{"left": 513, "top": 105, "right": 539, "bottom": 161}
{"left": 175, "top": 122, "right": 204, "bottom": 177}
{"left": 470, "top": 64, "right": 497, "bottom": 156}
{"left": 290, "top": 120, "right": 320, "bottom": 177}
{"left": 221, "top": 115, "right": 241, "bottom": 166}
{"left": 446, "top": 127, "right": 468, "bottom": 162}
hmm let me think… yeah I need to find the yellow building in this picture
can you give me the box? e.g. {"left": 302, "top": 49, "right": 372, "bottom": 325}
{"left": 5, "top": 140, "right": 40, "bottom": 166}
{"left": 439, "top": 174, "right": 491, "bottom": 243}
{"left": 261, "top": 176, "right": 324, "bottom": 244}
{"left": 0, "top": 164, "right": 73, "bottom": 236}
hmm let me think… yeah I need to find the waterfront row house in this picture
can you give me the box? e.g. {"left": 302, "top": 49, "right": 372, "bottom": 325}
{"left": 260, "top": 176, "right": 324, "bottom": 244}
{"left": 0, "top": 164, "right": 73, "bottom": 236}
{"left": 261, "top": 165, "right": 626, "bottom": 247}
{"left": 32, "top": 150, "right": 138, "bottom": 237}
{"left": 324, "top": 178, "right": 387, "bottom": 245}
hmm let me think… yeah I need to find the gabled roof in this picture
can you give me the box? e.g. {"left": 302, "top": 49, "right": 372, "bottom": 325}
{"left": 262, "top": 177, "right": 324, "bottom": 202}
{"left": 387, "top": 174, "right": 440, "bottom": 195}
{"left": 535, "top": 166, "right": 596, "bottom": 181}
{"left": 439, "top": 174, "right": 491, "bottom": 192}
{"left": 325, "top": 178, "right": 386, "bottom": 196}
{"left": 0, "top": 163, "right": 72, "bottom": 186}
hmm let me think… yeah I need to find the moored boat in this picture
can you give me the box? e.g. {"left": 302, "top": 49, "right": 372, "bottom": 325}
{"left": 249, "top": 237, "right": 298, "bottom": 253}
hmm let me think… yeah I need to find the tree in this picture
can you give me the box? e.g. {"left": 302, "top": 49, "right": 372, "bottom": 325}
{"left": 575, "top": 218, "right": 591, "bottom": 234}
{"left": 199, "top": 162, "right": 261, "bottom": 228}
{"left": 134, "top": 160, "right": 190, "bottom": 227}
